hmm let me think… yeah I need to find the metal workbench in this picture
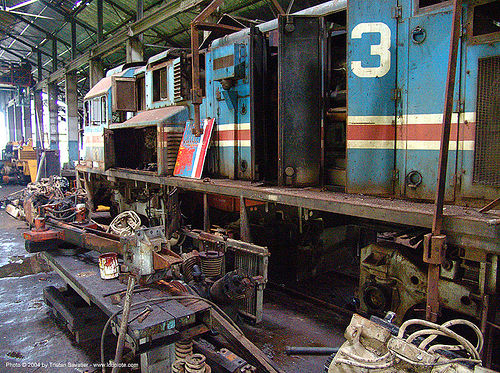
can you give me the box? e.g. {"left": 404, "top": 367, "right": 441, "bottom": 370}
{"left": 42, "top": 250, "right": 211, "bottom": 372}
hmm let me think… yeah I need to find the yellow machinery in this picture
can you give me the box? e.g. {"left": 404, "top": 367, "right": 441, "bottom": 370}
{"left": 1, "top": 139, "right": 37, "bottom": 184}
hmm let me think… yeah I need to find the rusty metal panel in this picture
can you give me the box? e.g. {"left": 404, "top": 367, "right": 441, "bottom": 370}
{"left": 103, "top": 128, "right": 115, "bottom": 170}
{"left": 278, "top": 15, "right": 322, "bottom": 186}
{"left": 111, "top": 77, "right": 137, "bottom": 112}
{"left": 473, "top": 55, "right": 500, "bottom": 186}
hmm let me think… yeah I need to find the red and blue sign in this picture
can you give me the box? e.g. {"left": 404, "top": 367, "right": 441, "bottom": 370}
{"left": 174, "top": 118, "right": 215, "bottom": 179}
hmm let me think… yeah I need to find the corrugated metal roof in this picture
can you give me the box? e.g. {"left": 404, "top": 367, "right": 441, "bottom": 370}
{"left": 0, "top": 0, "right": 326, "bottom": 90}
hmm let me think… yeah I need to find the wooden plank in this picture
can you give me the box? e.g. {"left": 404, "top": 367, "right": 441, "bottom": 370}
{"left": 212, "top": 312, "right": 282, "bottom": 373}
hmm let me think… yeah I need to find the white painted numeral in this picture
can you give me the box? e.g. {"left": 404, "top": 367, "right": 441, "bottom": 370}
{"left": 351, "top": 22, "right": 391, "bottom": 78}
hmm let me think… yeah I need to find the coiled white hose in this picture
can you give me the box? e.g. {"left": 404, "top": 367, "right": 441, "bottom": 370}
{"left": 107, "top": 210, "right": 142, "bottom": 236}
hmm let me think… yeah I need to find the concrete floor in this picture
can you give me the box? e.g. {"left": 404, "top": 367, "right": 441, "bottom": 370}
{"left": 0, "top": 184, "right": 346, "bottom": 373}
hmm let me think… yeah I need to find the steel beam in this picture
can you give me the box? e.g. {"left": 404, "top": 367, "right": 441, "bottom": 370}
{"left": 48, "top": 83, "right": 59, "bottom": 150}
{"left": 426, "top": 0, "right": 462, "bottom": 323}
{"left": 125, "top": 37, "right": 143, "bottom": 63}
{"left": 0, "top": 44, "right": 35, "bottom": 65}
{"left": 11, "top": 13, "right": 73, "bottom": 49}
{"left": 23, "top": 93, "right": 32, "bottom": 141}
{"left": 1, "top": 30, "right": 59, "bottom": 63}
{"left": 38, "top": 0, "right": 98, "bottom": 34}
{"left": 7, "top": 105, "right": 16, "bottom": 143}
{"left": 65, "top": 72, "right": 79, "bottom": 166}
{"left": 93, "top": 0, "right": 206, "bottom": 57}
{"left": 97, "top": 0, "right": 104, "bottom": 42}
{"left": 89, "top": 58, "right": 104, "bottom": 87}
{"left": 34, "top": 0, "right": 207, "bottom": 89}
{"left": 71, "top": 18, "right": 77, "bottom": 60}
{"left": 52, "top": 37, "right": 57, "bottom": 72}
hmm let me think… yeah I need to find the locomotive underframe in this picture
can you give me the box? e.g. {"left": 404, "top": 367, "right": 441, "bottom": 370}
{"left": 77, "top": 166, "right": 499, "bottom": 329}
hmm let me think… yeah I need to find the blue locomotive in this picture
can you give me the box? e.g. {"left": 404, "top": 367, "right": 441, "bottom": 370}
{"left": 78, "top": 0, "right": 499, "bottom": 344}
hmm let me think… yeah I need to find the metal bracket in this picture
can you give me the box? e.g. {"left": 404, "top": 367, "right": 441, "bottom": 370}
{"left": 392, "top": 169, "right": 400, "bottom": 182}
{"left": 391, "top": 88, "right": 401, "bottom": 101}
{"left": 423, "top": 233, "right": 446, "bottom": 265}
{"left": 391, "top": 6, "right": 402, "bottom": 20}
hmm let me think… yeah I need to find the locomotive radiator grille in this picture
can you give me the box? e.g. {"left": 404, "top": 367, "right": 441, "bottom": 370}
{"left": 473, "top": 55, "right": 500, "bottom": 186}
{"left": 235, "top": 251, "right": 259, "bottom": 318}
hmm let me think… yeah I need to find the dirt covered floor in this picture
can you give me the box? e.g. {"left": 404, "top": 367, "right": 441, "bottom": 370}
{"left": 0, "top": 185, "right": 346, "bottom": 373}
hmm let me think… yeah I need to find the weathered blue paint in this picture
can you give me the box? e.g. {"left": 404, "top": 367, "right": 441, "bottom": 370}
{"left": 205, "top": 34, "right": 252, "bottom": 180}
{"left": 348, "top": 0, "right": 499, "bottom": 201}
{"left": 347, "top": 0, "right": 398, "bottom": 194}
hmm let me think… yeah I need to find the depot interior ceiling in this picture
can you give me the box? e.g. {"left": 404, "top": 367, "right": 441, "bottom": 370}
{"left": 0, "top": 0, "right": 325, "bottom": 93}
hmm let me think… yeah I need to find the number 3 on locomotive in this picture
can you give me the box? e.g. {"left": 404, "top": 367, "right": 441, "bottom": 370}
{"left": 351, "top": 22, "right": 391, "bottom": 78}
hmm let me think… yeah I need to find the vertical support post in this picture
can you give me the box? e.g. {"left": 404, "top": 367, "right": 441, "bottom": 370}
{"left": 48, "top": 83, "right": 59, "bottom": 151}
{"left": 7, "top": 104, "right": 16, "bottom": 143}
{"left": 137, "top": 0, "right": 143, "bottom": 42}
{"left": 65, "top": 72, "right": 79, "bottom": 167}
{"left": 51, "top": 37, "right": 57, "bottom": 72}
{"left": 71, "top": 18, "right": 77, "bottom": 60}
{"left": 89, "top": 58, "right": 104, "bottom": 88}
{"left": 126, "top": 37, "right": 144, "bottom": 63}
{"left": 97, "top": 0, "right": 104, "bottom": 43}
{"left": 23, "top": 90, "right": 32, "bottom": 141}
{"left": 34, "top": 89, "right": 44, "bottom": 149}
{"left": 239, "top": 196, "right": 252, "bottom": 242}
{"left": 37, "top": 49, "right": 42, "bottom": 82}
{"left": 190, "top": 0, "right": 225, "bottom": 136}
{"left": 15, "top": 105, "right": 23, "bottom": 142}
{"left": 203, "top": 193, "right": 210, "bottom": 232}
{"left": 425, "top": 0, "right": 462, "bottom": 322}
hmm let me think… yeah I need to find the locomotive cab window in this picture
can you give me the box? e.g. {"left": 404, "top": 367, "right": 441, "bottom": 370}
{"left": 467, "top": 0, "right": 500, "bottom": 44}
{"left": 152, "top": 66, "right": 168, "bottom": 102}
{"left": 136, "top": 74, "right": 146, "bottom": 111}
{"left": 416, "top": 0, "right": 450, "bottom": 12}
{"left": 86, "top": 96, "right": 107, "bottom": 126}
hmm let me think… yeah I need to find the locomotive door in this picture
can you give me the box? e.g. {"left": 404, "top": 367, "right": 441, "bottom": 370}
{"left": 249, "top": 26, "right": 269, "bottom": 182}
{"left": 278, "top": 15, "right": 323, "bottom": 187}
{"left": 346, "top": 0, "right": 398, "bottom": 196}
{"left": 399, "top": 9, "right": 460, "bottom": 201}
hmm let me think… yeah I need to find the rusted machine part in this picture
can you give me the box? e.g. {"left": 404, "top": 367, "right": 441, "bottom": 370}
{"left": 193, "top": 340, "right": 257, "bottom": 373}
{"left": 172, "top": 359, "right": 186, "bottom": 373}
{"left": 176, "top": 339, "right": 194, "bottom": 360}
{"left": 326, "top": 314, "right": 483, "bottom": 372}
{"left": 181, "top": 251, "right": 201, "bottom": 282}
{"left": 425, "top": 0, "right": 462, "bottom": 323}
{"left": 209, "top": 270, "right": 254, "bottom": 304}
{"left": 185, "top": 353, "right": 210, "bottom": 373}
{"left": 190, "top": 0, "right": 226, "bottom": 137}
{"left": 111, "top": 274, "right": 136, "bottom": 373}
{"left": 199, "top": 250, "right": 224, "bottom": 278}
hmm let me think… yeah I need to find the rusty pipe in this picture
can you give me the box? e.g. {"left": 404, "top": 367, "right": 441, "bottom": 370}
{"left": 190, "top": 0, "right": 225, "bottom": 137}
{"left": 111, "top": 274, "right": 136, "bottom": 373}
{"left": 426, "top": 0, "right": 462, "bottom": 322}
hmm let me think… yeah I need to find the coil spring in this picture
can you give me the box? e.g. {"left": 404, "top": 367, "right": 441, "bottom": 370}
{"left": 175, "top": 339, "right": 193, "bottom": 360}
{"left": 199, "top": 251, "right": 224, "bottom": 278}
{"left": 181, "top": 252, "right": 200, "bottom": 282}
{"left": 172, "top": 359, "right": 186, "bottom": 373}
{"left": 185, "top": 353, "right": 208, "bottom": 373}
{"left": 172, "top": 350, "right": 210, "bottom": 373}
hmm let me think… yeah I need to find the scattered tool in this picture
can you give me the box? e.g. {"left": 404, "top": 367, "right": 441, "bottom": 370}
{"left": 106, "top": 287, "right": 149, "bottom": 305}
{"left": 285, "top": 346, "right": 339, "bottom": 355}
{"left": 137, "top": 307, "right": 153, "bottom": 323}
{"left": 129, "top": 306, "right": 153, "bottom": 324}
